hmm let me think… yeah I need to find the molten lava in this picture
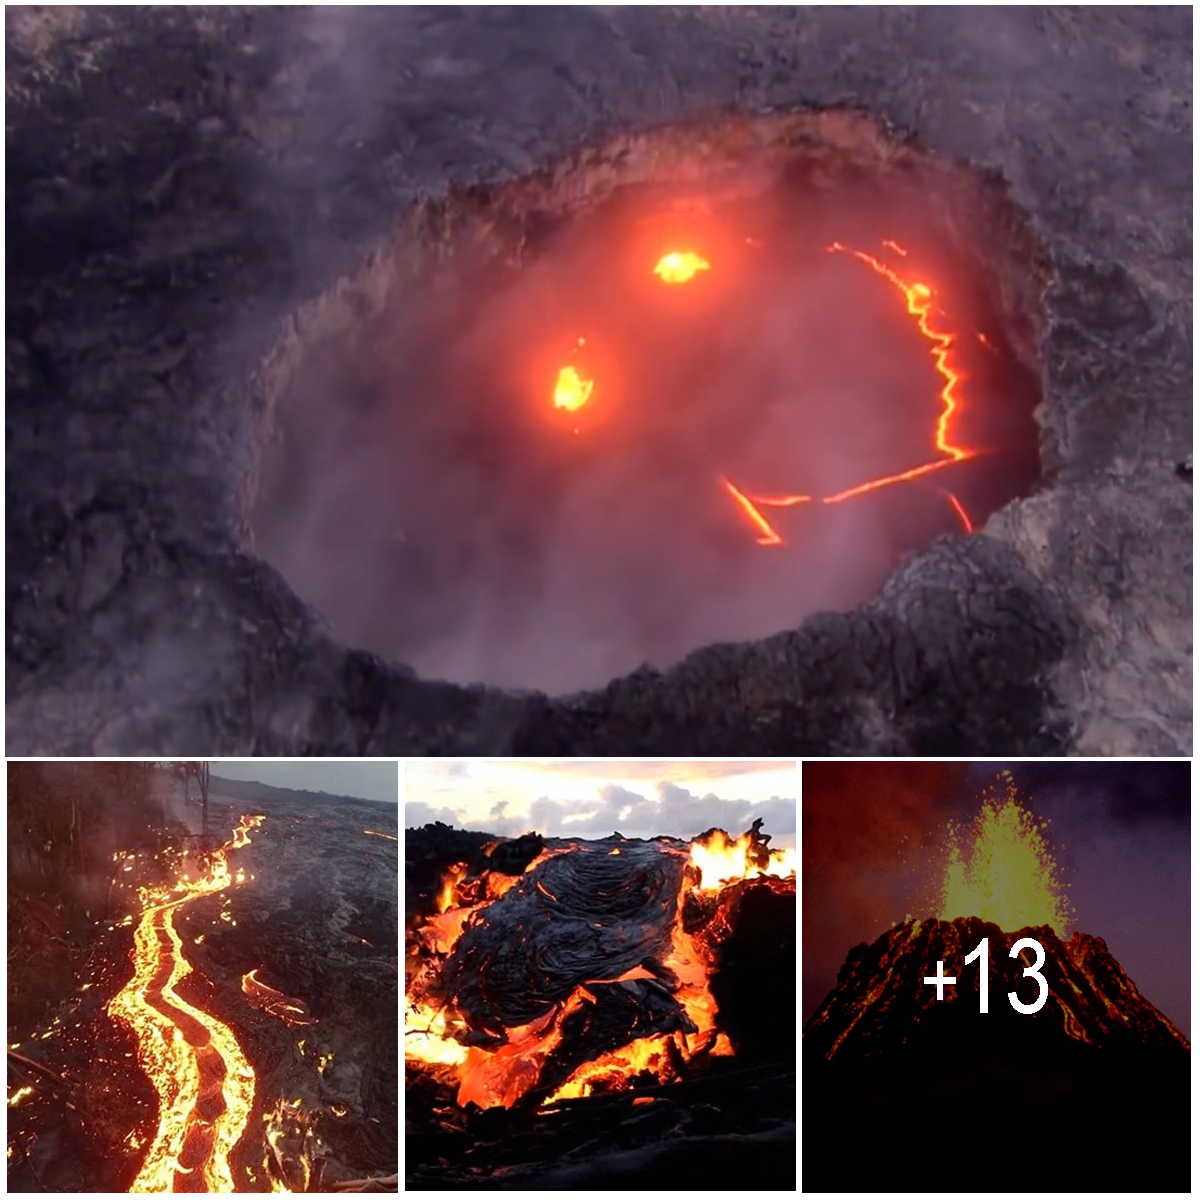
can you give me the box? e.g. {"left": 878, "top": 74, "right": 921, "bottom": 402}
{"left": 653, "top": 250, "right": 711, "bottom": 284}
{"left": 406, "top": 826, "right": 795, "bottom": 1110}
{"left": 689, "top": 827, "right": 797, "bottom": 892}
{"left": 362, "top": 829, "right": 398, "bottom": 842}
{"left": 938, "top": 771, "right": 1074, "bottom": 938}
{"left": 546, "top": 231, "right": 981, "bottom": 551}
{"left": 240, "top": 970, "right": 315, "bottom": 1029}
{"left": 107, "top": 815, "right": 264, "bottom": 1193}
{"left": 721, "top": 239, "right": 977, "bottom": 546}
{"left": 553, "top": 365, "right": 593, "bottom": 413}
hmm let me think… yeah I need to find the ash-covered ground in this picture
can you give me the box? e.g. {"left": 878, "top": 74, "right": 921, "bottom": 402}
{"left": 6, "top": 785, "right": 397, "bottom": 1192}
{"left": 6, "top": 7, "right": 1191, "bottom": 755}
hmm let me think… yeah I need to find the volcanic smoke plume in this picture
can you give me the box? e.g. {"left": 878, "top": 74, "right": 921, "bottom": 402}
{"left": 405, "top": 821, "right": 796, "bottom": 1189}
{"left": 802, "top": 772, "right": 1191, "bottom": 1192}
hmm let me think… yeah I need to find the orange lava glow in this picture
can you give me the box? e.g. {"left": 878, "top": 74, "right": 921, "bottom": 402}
{"left": 362, "top": 829, "right": 398, "bottom": 842}
{"left": 240, "top": 970, "right": 315, "bottom": 1028}
{"left": 554, "top": 365, "right": 593, "bottom": 412}
{"left": 724, "top": 239, "right": 977, "bottom": 545}
{"left": 107, "top": 815, "right": 265, "bottom": 1193}
{"left": 720, "top": 478, "right": 783, "bottom": 546}
{"left": 653, "top": 250, "right": 711, "bottom": 284}
{"left": 943, "top": 490, "right": 973, "bottom": 533}
{"left": 689, "top": 829, "right": 797, "bottom": 892}
{"left": 406, "top": 831, "right": 796, "bottom": 1109}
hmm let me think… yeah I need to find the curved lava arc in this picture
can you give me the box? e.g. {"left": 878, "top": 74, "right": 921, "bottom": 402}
{"left": 107, "top": 815, "right": 264, "bottom": 1193}
{"left": 553, "top": 239, "right": 980, "bottom": 548}
{"left": 729, "top": 239, "right": 977, "bottom": 545}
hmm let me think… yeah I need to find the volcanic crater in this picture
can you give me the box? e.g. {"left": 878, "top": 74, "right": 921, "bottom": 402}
{"left": 6, "top": 7, "right": 1190, "bottom": 754}
{"left": 253, "top": 111, "right": 1046, "bottom": 695}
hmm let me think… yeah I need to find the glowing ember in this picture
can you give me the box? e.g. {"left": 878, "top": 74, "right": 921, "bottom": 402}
{"left": 939, "top": 772, "right": 1074, "bottom": 937}
{"left": 653, "top": 250, "right": 711, "bottom": 284}
{"left": 554, "top": 365, "right": 593, "bottom": 413}
{"left": 7, "top": 1085, "right": 35, "bottom": 1107}
{"left": 107, "top": 814, "right": 264, "bottom": 1193}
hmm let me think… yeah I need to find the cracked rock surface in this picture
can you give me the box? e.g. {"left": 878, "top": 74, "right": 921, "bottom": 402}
{"left": 6, "top": 7, "right": 1191, "bottom": 754}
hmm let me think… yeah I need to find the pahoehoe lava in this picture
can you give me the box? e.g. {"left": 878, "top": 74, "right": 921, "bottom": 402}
{"left": 5, "top": 8, "right": 1190, "bottom": 754}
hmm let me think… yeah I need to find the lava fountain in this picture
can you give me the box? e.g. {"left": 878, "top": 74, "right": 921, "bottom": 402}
{"left": 937, "top": 770, "right": 1074, "bottom": 937}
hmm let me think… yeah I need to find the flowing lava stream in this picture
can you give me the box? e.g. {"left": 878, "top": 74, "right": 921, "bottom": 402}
{"left": 108, "top": 815, "right": 265, "bottom": 1194}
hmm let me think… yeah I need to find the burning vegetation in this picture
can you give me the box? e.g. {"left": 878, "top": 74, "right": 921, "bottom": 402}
{"left": 405, "top": 820, "right": 796, "bottom": 1188}
{"left": 254, "top": 109, "right": 1045, "bottom": 696}
{"left": 7, "top": 763, "right": 398, "bottom": 1193}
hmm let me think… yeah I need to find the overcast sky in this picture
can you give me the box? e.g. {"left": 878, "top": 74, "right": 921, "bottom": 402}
{"left": 212, "top": 760, "right": 398, "bottom": 803}
{"left": 405, "top": 759, "right": 797, "bottom": 847}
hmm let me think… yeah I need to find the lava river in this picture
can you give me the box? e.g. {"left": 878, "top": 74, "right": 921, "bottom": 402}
{"left": 107, "top": 815, "right": 264, "bottom": 1193}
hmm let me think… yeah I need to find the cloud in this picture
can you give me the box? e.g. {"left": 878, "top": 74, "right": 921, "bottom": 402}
{"left": 520, "top": 780, "right": 795, "bottom": 844}
{"left": 405, "top": 800, "right": 464, "bottom": 828}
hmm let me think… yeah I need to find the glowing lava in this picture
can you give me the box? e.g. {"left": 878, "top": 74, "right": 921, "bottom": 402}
{"left": 362, "top": 829, "right": 398, "bottom": 842}
{"left": 554, "top": 365, "right": 593, "bottom": 412}
{"left": 724, "top": 239, "right": 977, "bottom": 546}
{"left": 240, "top": 970, "right": 315, "bottom": 1028}
{"left": 689, "top": 828, "right": 797, "bottom": 892}
{"left": 653, "top": 250, "right": 711, "bottom": 284}
{"left": 107, "top": 815, "right": 264, "bottom": 1194}
{"left": 406, "top": 829, "right": 796, "bottom": 1109}
{"left": 720, "top": 478, "right": 784, "bottom": 546}
{"left": 938, "top": 771, "right": 1074, "bottom": 938}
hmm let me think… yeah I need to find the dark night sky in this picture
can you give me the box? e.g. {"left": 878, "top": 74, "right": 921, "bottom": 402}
{"left": 802, "top": 761, "right": 1191, "bottom": 1038}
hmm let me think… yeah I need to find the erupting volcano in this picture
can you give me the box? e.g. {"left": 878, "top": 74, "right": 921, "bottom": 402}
{"left": 803, "top": 768, "right": 1191, "bottom": 1193}
{"left": 406, "top": 818, "right": 796, "bottom": 1188}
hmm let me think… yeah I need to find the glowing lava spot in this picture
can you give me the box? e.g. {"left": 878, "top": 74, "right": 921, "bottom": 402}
{"left": 938, "top": 772, "right": 1074, "bottom": 937}
{"left": 653, "top": 250, "right": 711, "bottom": 284}
{"left": 720, "top": 478, "right": 784, "bottom": 546}
{"left": 554, "top": 365, "right": 593, "bottom": 412}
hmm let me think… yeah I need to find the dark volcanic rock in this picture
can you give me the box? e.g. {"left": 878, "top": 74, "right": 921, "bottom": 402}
{"left": 436, "top": 841, "right": 686, "bottom": 1033}
{"left": 5, "top": 8, "right": 1191, "bottom": 754}
{"left": 803, "top": 917, "right": 1190, "bottom": 1192}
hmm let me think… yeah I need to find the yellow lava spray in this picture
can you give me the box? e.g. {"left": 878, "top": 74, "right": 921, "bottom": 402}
{"left": 938, "top": 772, "right": 1073, "bottom": 937}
